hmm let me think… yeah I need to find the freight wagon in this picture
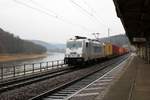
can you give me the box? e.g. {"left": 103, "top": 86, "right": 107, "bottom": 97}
{"left": 64, "top": 36, "right": 128, "bottom": 65}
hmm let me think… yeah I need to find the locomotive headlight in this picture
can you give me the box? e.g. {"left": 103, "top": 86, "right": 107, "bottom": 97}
{"left": 80, "top": 54, "right": 82, "bottom": 57}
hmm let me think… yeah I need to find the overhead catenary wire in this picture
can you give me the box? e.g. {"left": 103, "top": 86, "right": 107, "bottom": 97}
{"left": 13, "top": 0, "right": 93, "bottom": 32}
{"left": 70, "top": 0, "right": 93, "bottom": 16}
{"left": 29, "top": 0, "right": 91, "bottom": 31}
{"left": 69, "top": 1, "right": 102, "bottom": 34}
{"left": 82, "top": 0, "right": 114, "bottom": 37}
{"left": 13, "top": 0, "right": 57, "bottom": 18}
{"left": 70, "top": 0, "right": 108, "bottom": 29}
{"left": 70, "top": 0, "right": 113, "bottom": 39}
{"left": 82, "top": 0, "right": 107, "bottom": 26}
{"left": 29, "top": 0, "right": 58, "bottom": 18}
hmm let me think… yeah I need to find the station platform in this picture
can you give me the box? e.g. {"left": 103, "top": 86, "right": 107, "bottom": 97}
{"left": 69, "top": 53, "right": 150, "bottom": 100}
{"left": 101, "top": 54, "right": 150, "bottom": 100}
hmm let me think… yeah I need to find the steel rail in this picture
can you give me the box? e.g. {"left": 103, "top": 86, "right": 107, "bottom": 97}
{"left": 0, "top": 66, "right": 76, "bottom": 92}
{"left": 29, "top": 54, "right": 129, "bottom": 100}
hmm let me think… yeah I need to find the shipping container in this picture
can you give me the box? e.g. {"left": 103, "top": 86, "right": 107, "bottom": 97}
{"left": 104, "top": 43, "right": 113, "bottom": 57}
{"left": 119, "top": 47, "right": 124, "bottom": 55}
{"left": 112, "top": 44, "right": 120, "bottom": 56}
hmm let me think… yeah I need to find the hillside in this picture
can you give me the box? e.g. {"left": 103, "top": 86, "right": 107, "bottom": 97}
{"left": 0, "top": 28, "right": 47, "bottom": 54}
{"left": 31, "top": 34, "right": 129, "bottom": 53}
{"left": 100, "top": 34, "right": 130, "bottom": 47}
{"left": 31, "top": 40, "right": 55, "bottom": 50}
{"left": 31, "top": 40, "right": 65, "bottom": 53}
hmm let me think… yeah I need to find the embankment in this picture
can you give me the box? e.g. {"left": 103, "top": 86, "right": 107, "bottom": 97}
{"left": 0, "top": 53, "right": 47, "bottom": 63}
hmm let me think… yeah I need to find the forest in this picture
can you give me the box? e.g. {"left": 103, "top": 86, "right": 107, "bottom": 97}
{"left": 0, "top": 28, "right": 47, "bottom": 54}
{"left": 100, "top": 34, "right": 130, "bottom": 47}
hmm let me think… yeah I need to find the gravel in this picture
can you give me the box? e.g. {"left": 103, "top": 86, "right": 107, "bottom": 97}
{"left": 0, "top": 65, "right": 101, "bottom": 100}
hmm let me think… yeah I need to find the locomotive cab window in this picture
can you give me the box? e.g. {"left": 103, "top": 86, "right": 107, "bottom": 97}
{"left": 67, "top": 41, "right": 82, "bottom": 49}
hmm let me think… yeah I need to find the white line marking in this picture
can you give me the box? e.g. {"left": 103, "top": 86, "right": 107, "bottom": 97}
{"left": 66, "top": 55, "right": 132, "bottom": 100}
{"left": 74, "top": 92, "right": 99, "bottom": 97}
{"left": 84, "top": 87, "right": 104, "bottom": 91}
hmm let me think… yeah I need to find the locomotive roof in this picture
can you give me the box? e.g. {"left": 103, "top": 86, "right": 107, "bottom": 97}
{"left": 68, "top": 38, "right": 104, "bottom": 44}
{"left": 68, "top": 36, "right": 105, "bottom": 44}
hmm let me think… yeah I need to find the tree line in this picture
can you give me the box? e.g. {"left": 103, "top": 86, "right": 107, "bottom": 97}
{"left": 0, "top": 28, "right": 47, "bottom": 54}
{"left": 100, "top": 34, "right": 130, "bottom": 47}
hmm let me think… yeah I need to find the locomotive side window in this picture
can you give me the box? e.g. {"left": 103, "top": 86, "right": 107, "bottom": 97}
{"left": 94, "top": 46, "right": 101, "bottom": 52}
{"left": 86, "top": 42, "right": 89, "bottom": 48}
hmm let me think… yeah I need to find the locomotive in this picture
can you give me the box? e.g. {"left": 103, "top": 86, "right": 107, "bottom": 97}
{"left": 64, "top": 36, "right": 128, "bottom": 65}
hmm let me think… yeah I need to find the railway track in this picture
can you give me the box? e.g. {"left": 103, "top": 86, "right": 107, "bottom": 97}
{"left": 0, "top": 66, "right": 77, "bottom": 92}
{"left": 29, "top": 54, "right": 129, "bottom": 100}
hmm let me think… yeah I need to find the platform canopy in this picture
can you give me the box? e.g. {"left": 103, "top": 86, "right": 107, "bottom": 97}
{"left": 113, "top": 0, "right": 150, "bottom": 44}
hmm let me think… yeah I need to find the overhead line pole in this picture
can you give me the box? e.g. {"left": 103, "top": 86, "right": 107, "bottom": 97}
{"left": 108, "top": 28, "right": 111, "bottom": 42}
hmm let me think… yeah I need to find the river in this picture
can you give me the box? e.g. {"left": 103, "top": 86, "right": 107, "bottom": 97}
{"left": 0, "top": 52, "right": 65, "bottom": 79}
{"left": 1, "top": 52, "right": 65, "bottom": 66}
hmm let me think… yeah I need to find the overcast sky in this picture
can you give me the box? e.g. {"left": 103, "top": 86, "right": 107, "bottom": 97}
{"left": 0, "top": 0, "right": 125, "bottom": 43}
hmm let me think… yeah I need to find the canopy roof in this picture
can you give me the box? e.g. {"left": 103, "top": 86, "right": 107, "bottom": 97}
{"left": 113, "top": 0, "right": 150, "bottom": 44}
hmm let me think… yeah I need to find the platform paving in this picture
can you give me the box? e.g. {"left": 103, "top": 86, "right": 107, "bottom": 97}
{"left": 69, "top": 54, "right": 133, "bottom": 100}
{"left": 69, "top": 54, "right": 150, "bottom": 100}
{"left": 100, "top": 54, "right": 150, "bottom": 100}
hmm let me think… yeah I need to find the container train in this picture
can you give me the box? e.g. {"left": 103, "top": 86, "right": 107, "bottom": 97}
{"left": 64, "top": 36, "right": 128, "bottom": 65}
